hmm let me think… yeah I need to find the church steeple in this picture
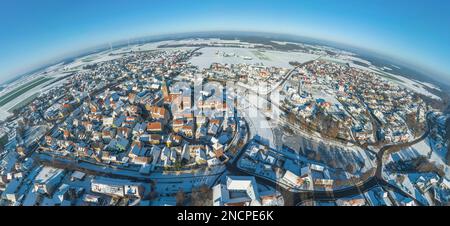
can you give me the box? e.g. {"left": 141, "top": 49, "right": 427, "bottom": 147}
{"left": 161, "top": 78, "right": 169, "bottom": 99}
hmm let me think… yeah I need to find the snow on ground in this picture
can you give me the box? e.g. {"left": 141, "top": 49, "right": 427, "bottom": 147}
{"left": 298, "top": 135, "right": 376, "bottom": 174}
{"left": 322, "top": 53, "right": 441, "bottom": 103}
{"left": 64, "top": 42, "right": 202, "bottom": 71}
{"left": 233, "top": 82, "right": 377, "bottom": 174}
{"left": 337, "top": 55, "right": 372, "bottom": 66}
{"left": 391, "top": 64, "right": 401, "bottom": 69}
{"left": 390, "top": 140, "right": 431, "bottom": 162}
{"left": 381, "top": 66, "right": 393, "bottom": 71}
{"left": 0, "top": 109, "right": 12, "bottom": 121}
{"left": 238, "top": 93, "right": 276, "bottom": 148}
{"left": 189, "top": 47, "right": 319, "bottom": 69}
{"left": 320, "top": 56, "right": 351, "bottom": 65}
{"left": 158, "top": 38, "right": 274, "bottom": 49}
{"left": 0, "top": 72, "right": 72, "bottom": 121}
{"left": 113, "top": 41, "right": 174, "bottom": 53}
{"left": 270, "top": 41, "right": 300, "bottom": 46}
{"left": 112, "top": 42, "right": 196, "bottom": 55}
{"left": 380, "top": 71, "right": 441, "bottom": 100}
{"left": 389, "top": 139, "right": 450, "bottom": 180}
{"left": 320, "top": 55, "right": 442, "bottom": 101}
{"left": 363, "top": 186, "right": 393, "bottom": 206}
{"left": 0, "top": 150, "right": 18, "bottom": 174}
{"left": 310, "top": 85, "right": 341, "bottom": 105}
{"left": 110, "top": 38, "right": 270, "bottom": 56}
{"left": 63, "top": 52, "right": 124, "bottom": 70}
{"left": 421, "top": 82, "right": 441, "bottom": 91}
{"left": 385, "top": 172, "right": 436, "bottom": 206}
{"left": 162, "top": 38, "right": 244, "bottom": 46}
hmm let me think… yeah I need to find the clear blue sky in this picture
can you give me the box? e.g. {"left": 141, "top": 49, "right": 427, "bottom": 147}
{"left": 1, "top": 0, "right": 450, "bottom": 84}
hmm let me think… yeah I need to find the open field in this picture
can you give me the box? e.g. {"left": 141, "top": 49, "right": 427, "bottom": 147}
{"left": 8, "top": 92, "right": 40, "bottom": 113}
{"left": 0, "top": 77, "right": 53, "bottom": 107}
{"left": 378, "top": 71, "right": 404, "bottom": 83}
{"left": 189, "top": 47, "right": 319, "bottom": 69}
{"left": 252, "top": 50, "right": 271, "bottom": 61}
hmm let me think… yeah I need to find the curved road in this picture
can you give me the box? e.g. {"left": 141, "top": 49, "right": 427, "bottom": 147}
{"left": 25, "top": 47, "right": 432, "bottom": 206}
{"left": 228, "top": 112, "right": 431, "bottom": 206}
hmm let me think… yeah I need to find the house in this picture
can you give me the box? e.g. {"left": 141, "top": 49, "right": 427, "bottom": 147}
{"left": 147, "top": 122, "right": 163, "bottom": 133}
{"left": 310, "top": 164, "right": 325, "bottom": 172}
{"left": 281, "top": 170, "right": 312, "bottom": 189}
{"left": 212, "top": 176, "right": 262, "bottom": 206}
{"left": 180, "top": 125, "right": 194, "bottom": 137}
{"left": 70, "top": 171, "right": 86, "bottom": 181}
{"left": 150, "top": 146, "right": 162, "bottom": 165}
{"left": 196, "top": 115, "right": 208, "bottom": 126}
{"left": 172, "top": 119, "right": 185, "bottom": 133}
{"left": 169, "top": 149, "right": 177, "bottom": 162}
{"left": 314, "top": 179, "right": 334, "bottom": 187}
{"left": 140, "top": 134, "right": 161, "bottom": 145}
{"left": 441, "top": 178, "right": 450, "bottom": 190}
{"left": 83, "top": 194, "right": 102, "bottom": 205}
{"left": 83, "top": 194, "right": 103, "bottom": 205}
{"left": 181, "top": 96, "right": 192, "bottom": 110}
{"left": 103, "top": 117, "right": 114, "bottom": 127}
{"left": 139, "top": 164, "right": 152, "bottom": 175}
{"left": 133, "top": 123, "right": 146, "bottom": 135}
{"left": 128, "top": 142, "right": 144, "bottom": 158}
{"left": 195, "top": 148, "right": 207, "bottom": 165}
{"left": 171, "top": 135, "right": 183, "bottom": 146}
{"left": 107, "top": 138, "right": 129, "bottom": 152}
{"left": 401, "top": 198, "right": 416, "bottom": 206}
{"left": 3, "top": 178, "right": 23, "bottom": 203}
{"left": 146, "top": 106, "right": 169, "bottom": 123}
{"left": 163, "top": 157, "right": 173, "bottom": 167}
{"left": 101, "top": 151, "right": 118, "bottom": 163}
{"left": 195, "top": 125, "right": 208, "bottom": 139}
{"left": 117, "top": 127, "right": 131, "bottom": 139}
{"left": 54, "top": 184, "right": 70, "bottom": 204}
{"left": 336, "top": 197, "right": 366, "bottom": 206}
{"left": 207, "top": 158, "right": 221, "bottom": 167}
{"left": 34, "top": 167, "right": 65, "bottom": 195}
{"left": 132, "top": 156, "right": 151, "bottom": 165}
{"left": 160, "top": 147, "right": 171, "bottom": 162}
{"left": 212, "top": 142, "right": 224, "bottom": 158}
{"left": 181, "top": 144, "right": 190, "bottom": 161}
{"left": 102, "top": 129, "right": 116, "bottom": 141}
{"left": 208, "top": 119, "right": 221, "bottom": 135}
{"left": 91, "top": 178, "right": 144, "bottom": 198}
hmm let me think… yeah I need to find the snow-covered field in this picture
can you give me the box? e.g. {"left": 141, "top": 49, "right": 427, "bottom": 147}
{"left": 337, "top": 54, "right": 372, "bottom": 66}
{"left": 320, "top": 54, "right": 443, "bottom": 101}
{"left": 189, "top": 47, "right": 319, "bottom": 69}
{"left": 233, "top": 83, "right": 377, "bottom": 174}
{"left": 0, "top": 71, "right": 72, "bottom": 121}
{"left": 158, "top": 38, "right": 261, "bottom": 47}
{"left": 383, "top": 71, "right": 441, "bottom": 100}
{"left": 389, "top": 139, "right": 450, "bottom": 180}
{"left": 62, "top": 52, "right": 123, "bottom": 70}
{"left": 235, "top": 89, "right": 276, "bottom": 147}
{"left": 310, "top": 86, "right": 341, "bottom": 105}
{"left": 2, "top": 38, "right": 442, "bottom": 123}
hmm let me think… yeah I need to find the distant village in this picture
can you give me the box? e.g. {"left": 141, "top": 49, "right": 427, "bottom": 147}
{"left": 0, "top": 39, "right": 449, "bottom": 206}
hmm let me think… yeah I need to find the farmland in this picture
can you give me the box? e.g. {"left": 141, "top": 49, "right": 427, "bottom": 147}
{"left": 0, "top": 77, "right": 53, "bottom": 107}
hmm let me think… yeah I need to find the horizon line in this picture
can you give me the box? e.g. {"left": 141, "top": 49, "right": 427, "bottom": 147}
{"left": 2, "top": 30, "right": 448, "bottom": 87}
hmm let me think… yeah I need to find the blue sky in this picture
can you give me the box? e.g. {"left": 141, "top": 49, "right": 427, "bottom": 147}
{"left": 1, "top": 0, "right": 449, "bottom": 84}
